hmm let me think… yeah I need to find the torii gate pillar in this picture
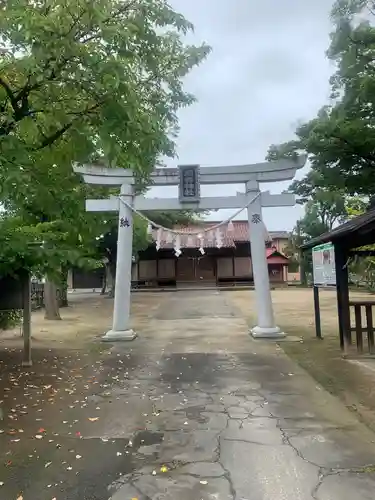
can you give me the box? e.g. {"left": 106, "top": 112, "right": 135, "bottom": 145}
{"left": 103, "top": 184, "right": 136, "bottom": 341}
{"left": 247, "top": 182, "right": 282, "bottom": 338}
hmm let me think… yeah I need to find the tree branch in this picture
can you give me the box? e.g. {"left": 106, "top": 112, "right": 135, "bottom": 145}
{"left": 77, "top": 0, "right": 139, "bottom": 43}
{"left": 0, "top": 102, "right": 41, "bottom": 137}
{"left": 37, "top": 122, "right": 73, "bottom": 149}
{"left": 14, "top": 56, "right": 70, "bottom": 104}
{"left": 0, "top": 76, "right": 15, "bottom": 101}
{"left": 35, "top": 101, "right": 102, "bottom": 150}
{"left": 0, "top": 122, "right": 15, "bottom": 136}
{"left": 4, "top": 0, "right": 138, "bottom": 119}
{"left": 0, "top": 76, "right": 19, "bottom": 115}
{"left": 1, "top": 1, "right": 138, "bottom": 140}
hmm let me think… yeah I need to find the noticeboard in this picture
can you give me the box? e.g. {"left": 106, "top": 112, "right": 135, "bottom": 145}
{"left": 0, "top": 271, "right": 29, "bottom": 310}
{"left": 312, "top": 243, "right": 336, "bottom": 286}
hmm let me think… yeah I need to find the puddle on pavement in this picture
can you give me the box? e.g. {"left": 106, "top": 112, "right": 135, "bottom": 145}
{"left": 133, "top": 429, "right": 164, "bottom": 449}
{"left": 185, "top": 405, "right": 208, "bottom": 423}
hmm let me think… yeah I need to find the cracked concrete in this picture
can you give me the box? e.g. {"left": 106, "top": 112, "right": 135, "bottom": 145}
{"left": 101, "top": 290, "right": 375, "bottom": 499}
{"left": 315, "top": 471, "right": 375, "bottom": 499}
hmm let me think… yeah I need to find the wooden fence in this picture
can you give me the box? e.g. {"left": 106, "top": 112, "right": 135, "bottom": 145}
{"left": 30, "top": 282, "right": 63, "bottom": 311}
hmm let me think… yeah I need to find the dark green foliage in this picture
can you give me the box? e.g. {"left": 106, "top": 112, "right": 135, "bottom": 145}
{"left": 0, "top": 310, "right": 22, "bottom": 331}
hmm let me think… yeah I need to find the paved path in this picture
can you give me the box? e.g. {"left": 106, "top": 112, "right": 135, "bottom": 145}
{"left": 1, "top": 290, "right": 375, "bottom": 499}
{"left": 107, "top": 291, "right": 375, "bottom": 499}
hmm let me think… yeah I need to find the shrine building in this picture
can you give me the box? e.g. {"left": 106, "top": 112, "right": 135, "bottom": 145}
{"left": 132, "top": 221, "right": 296, "bottom": 288}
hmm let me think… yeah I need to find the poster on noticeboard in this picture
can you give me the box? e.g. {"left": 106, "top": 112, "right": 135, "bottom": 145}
{"left": 312, "top": 243, "right": 336, "bottom": 286}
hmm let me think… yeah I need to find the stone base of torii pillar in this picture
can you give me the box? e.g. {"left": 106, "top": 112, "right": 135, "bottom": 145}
{"left": 102, "top": 329, "right": 137, "bottom": 342}
{"left": 251, "top": 326, "right": 285, "bottom": 339}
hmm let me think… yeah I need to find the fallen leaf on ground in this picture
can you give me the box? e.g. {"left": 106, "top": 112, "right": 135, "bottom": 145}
{"left": 160, "top": 466, "right": 168, "bottom": 473}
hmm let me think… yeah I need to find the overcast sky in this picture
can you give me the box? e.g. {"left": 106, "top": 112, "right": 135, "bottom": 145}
{"left": 148, "top": 0, "right": 334, "bottom": 231}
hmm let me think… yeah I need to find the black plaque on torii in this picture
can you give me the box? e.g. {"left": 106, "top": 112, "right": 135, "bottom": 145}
{"left": 178, "top": 165, "right": 200, "bottom": 203}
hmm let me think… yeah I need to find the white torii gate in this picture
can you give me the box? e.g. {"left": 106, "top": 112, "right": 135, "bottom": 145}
{"left": 73, "top": 156, "right": 306, "bottom": 341}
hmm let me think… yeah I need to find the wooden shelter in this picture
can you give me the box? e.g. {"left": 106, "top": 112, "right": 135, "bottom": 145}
{"left": 301, "top": 208, "right": 375, "bottom": 353}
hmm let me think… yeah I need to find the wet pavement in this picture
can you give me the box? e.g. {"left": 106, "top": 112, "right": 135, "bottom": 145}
{"left": 1, "top": 290, "right": 375, "bottom": 499}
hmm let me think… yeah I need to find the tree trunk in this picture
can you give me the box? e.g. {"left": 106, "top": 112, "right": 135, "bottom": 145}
{"left": 108, "top": 261, "right": 116, "bottom": 298}
{"left": 59, "top": 267, "right": 69, "bottom": 307}
{"left": 299, "top": 251, "right": 308, "bottom": 286}
{"left": 100, "top": 270, "right": 107, "bottom": 295}
{"left": 100, "top": 263, "right": 111, "bottom": 295}
{"left": 44, "top": 279, "right": 61, "bottom": 320}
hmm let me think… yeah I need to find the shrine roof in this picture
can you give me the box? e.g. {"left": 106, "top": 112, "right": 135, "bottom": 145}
{"left": 266, "top": 247, "right": 290, "bottom": 263}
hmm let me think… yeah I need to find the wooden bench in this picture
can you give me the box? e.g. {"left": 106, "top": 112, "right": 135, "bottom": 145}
{"left": 348, "top": 300, "right": 375, "bottom": 354}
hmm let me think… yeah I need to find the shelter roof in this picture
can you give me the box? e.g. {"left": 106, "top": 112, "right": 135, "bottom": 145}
{"left": 301, "top": 209, "right": 375, "bottom": 250}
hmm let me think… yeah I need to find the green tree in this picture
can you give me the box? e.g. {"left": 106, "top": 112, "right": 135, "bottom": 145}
{"left": 285, "top": 192, "right": 368, "bottom": 284}
{"left": 0, "top": 0, "right": 210, "bottom": 318}
{"left": 0, "top": 0, "right": 210, "bottom": 173}
{"left": 283, "top": 181, "right": 352, "bottom": 284}
{"left": 267, "top": 0, "right": 375, "bottom": 196}
{"left": 267, "top": 0, "right": 375, "bottom": 287}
